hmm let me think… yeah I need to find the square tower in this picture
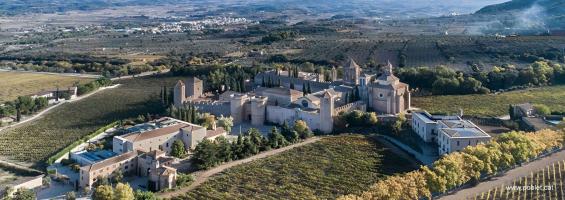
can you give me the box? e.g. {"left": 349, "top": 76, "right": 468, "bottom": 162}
{"left": 186, "top": 77, "right": 203, "bottom": 98}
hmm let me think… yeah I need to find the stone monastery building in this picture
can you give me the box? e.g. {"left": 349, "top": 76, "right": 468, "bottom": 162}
{"left": 174, "top": 59, "right": 411, "bottom": 133}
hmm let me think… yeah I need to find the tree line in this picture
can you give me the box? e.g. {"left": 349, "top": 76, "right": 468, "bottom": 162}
{"left": 192, "top": 120, "right": 314, "bottom": 170}
{"left": 338, "top": 129, "right": 564, "bottom": 200}
{"left": 397, "top": 61, "right": 564, "bottom": 95}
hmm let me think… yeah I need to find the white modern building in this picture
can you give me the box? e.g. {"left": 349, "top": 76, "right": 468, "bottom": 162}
{"left": 412, "top": 111, "right": 460, "bottom": 143}
{"left": 437, "top": 120, "right": 491, "bottom": 155}
{"left": 412, "top": 111, "right": 491, "bottom": 155}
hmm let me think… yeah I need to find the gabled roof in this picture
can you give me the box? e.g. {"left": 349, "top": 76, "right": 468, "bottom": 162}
{"left": 81, "top": 150, "right": 139, "bottom": 172}
{"left": 344, "top": 58, "right": 360, "bottom": 69}
{"left": 205, "top": 127, "right": 227, "bottom": 139}
{"left": 175, "top": 80, "right": 185, "bottom": 87}
{"left": 122, "top": 123, "right": 203, "bottom": 142}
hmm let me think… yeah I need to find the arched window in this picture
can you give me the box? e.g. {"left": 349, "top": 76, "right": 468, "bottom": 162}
{"left": 301, "top": 100, "right": 309, "bottom": 107}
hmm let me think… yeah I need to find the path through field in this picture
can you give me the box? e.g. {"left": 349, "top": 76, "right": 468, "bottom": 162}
{"left": 0, "top": 84, "right": 120, "bottom": 133}
{"left": 157, "top": 137, "right": 322, "bottom": 199}
{"left": 439, "top": 149, "right": 565, "bottom": 200}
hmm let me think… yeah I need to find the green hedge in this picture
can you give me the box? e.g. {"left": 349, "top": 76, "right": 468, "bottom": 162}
{"left": 46, "top": 121, "right": 119, "bottom": 165}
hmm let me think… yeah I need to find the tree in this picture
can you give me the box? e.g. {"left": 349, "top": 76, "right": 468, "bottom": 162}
{"left": 200, "top": 113, "right": 216, "bottom": 130}
{"left": 10, "top": 188, "right": 35, "bottom": 200}
{"left": 294, "top": 120, "right": 312, "bottom": 139}
{"left": 114, "top": 183, "right": 134, "bottom": 200}
{"left": 134, "top": 190, "right": 156, "bottom": 200}
{"left": 93, "top": 185, "right": 114, "bottom": 200}
{"left": 533, "top": 104, "right": 551, "bottom": 116}
{"left": 111, "top": 170, "right": 124, "bottom": 184}
{"left": 171, "top": 140, "right": 186, "bottom": 158}
{"left": 176, "top": 173, "right": 195, "bottom": 187}
{"left": 215, "top": 136, "right": 232, "bottom": 162}
{"left": 364, "top": 112, "right": 379, "bottom": 126}
{"left": 268, "top": 127, "right": 288, "bottom": 148}
{"left": 66, "top": 191, "right": 76, "bottom": 200}
{"left": 192, "top": 139, "right": 219, "bottom": 169}
{"left": 391, "top": 118, "right": 404, "bottom": 134}
{"left": 217, "top": 115, "right": 234, "bottom": 133}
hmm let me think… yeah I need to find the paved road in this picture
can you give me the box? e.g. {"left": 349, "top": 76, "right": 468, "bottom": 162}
{"left": 0, "top": 84, "right": 120, "bottom": 133}
{"left": 0, "top": 68, "right": 102, "bottom": 79}
{"left": 157, "top": 137, "right": 322, "bottom": 199}
{"left": 439, "top": 149, "right": 565, "bottom": 200}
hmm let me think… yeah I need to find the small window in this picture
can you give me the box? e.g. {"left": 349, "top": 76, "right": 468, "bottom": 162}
{"left": 379, "top": 93, "right": 384, "bottom": 98}
{"left": 457, "top": 141, "right": 460, "bottom": 146}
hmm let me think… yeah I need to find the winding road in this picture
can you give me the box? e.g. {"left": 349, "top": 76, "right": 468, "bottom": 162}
{"left": 157, "top": 137, "right": 322, "bottom": 199}
{"left": 439, "top": 149, "right": 565, "bottom": 200}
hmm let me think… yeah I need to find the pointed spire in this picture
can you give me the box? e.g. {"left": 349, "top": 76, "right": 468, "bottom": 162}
{"left": 176, "top": 80, "right": 185, "bottom": 87}
{"left": 385, "top": 60, "right": 393, "bottom": 75}
{"left": 345, "top": 58, "right": 360, "bottom": 69}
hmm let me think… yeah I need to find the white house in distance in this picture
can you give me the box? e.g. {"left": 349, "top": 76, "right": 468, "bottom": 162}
{"left": 412, "top": 111, "right": 491, "bottom": 155}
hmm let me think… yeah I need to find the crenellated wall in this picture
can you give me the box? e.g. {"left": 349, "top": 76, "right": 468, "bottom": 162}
{"left": 193, "top": 101, "right": 231, "bottom": 117}
{"left": 255, "top": 71, "right": 333, "bottom": 93}
{"left": 335, "top": 101, "right": 367, "bottom": 114}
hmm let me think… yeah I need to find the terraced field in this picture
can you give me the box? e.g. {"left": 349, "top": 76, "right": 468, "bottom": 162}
{"left": 0, "top": 76, "right": 180, "bottom": 168}
{"left": 179, "top": 135, "right": 418, "bottom": 200}
{"left": 0, "top": 71, "right": 93, "bottom": 102}
{"left": 412, "top": 85, "right": 565, "bottom": 117}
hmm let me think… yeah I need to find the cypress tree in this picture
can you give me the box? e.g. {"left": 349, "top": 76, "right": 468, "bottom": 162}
{"left": 160, "top": 86, "right": 164, "bottom": 104}
{"left": 307, "top": 82, "right": 312, "bottom": 94}
{"left": 240, "top": 78, "right": 246, "bottom": 92}
{"left": 302, "top": 83, "right": 307, "bottom": 96}
{"left": 261, "top": 77, "right": 266, "bottom": 87}
{"left": 290, "top": 80, "right": 295, "bottom": 89}
{"left": 191, "top": 104, "right": 197, "bottom": 123}
{"left": 163, "top": 86, "right": 168, "bottom": 105}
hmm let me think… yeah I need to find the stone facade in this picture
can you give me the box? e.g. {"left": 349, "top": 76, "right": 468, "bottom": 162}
{"left": 343, "top": 59, "right": 361, "bottom": 84}
{"left": 174, "top": 77, "right": 203, "bottom": 107}
{"left": 367, "top": 61, "right": 410, "bottom": 115}
{"left": 80, "top": 117, "right": 226, "bottom": 190}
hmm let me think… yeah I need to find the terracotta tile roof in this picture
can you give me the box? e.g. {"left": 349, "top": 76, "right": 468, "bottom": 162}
{"left": 82, "top": 150, "right": 139, "bottom": 172}
{"left": 205, "top": 127, "right": 227, "bottom": 139}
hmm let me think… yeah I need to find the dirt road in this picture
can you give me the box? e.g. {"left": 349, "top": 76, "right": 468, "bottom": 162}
{"left": 157, "top": 137, "right": 322, "bottom": 199}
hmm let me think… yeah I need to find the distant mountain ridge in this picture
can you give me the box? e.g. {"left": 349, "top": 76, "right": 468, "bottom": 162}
{"left": 476, "top": 0, "right": 565, "bottom": 14}
{"left": 473, "top": 0, "right": 564, "bottom": 33}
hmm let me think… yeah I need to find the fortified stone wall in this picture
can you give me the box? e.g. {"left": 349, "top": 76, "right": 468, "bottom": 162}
{"left": 194, "top": 101, "right": 231, "bottom": 117}
{"left": 255, "top": 72, "right": 332, "bottom": 93}
{"left": 335, "top": 101, "right": 367, "bottom": 114}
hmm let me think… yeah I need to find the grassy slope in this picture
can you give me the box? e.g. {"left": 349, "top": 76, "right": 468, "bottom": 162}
{"left": 0, "top": 76, "right": 180, "bottom": 167}
{"left": 412, "top": 85, "right": 565, "bottom": 117}
{"left": 182, "top": 135, "right": 418, "bottom": 200}
{"left": 0, "top": 71, "right": 92, "bottom": 102}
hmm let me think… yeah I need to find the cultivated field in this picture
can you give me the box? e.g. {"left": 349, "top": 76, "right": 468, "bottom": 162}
{"left": 0, "top": 76, "right": 180, "bottom": 168}
{"left": 475, "top": 160, "right": 565, "bottom": 200}
{"left": 412, "top": 85, "right": 565, "bottom": 117}
{"left": 0, "top": 71, "right": 92, "bottom": 102}
{"left": 181, "top": 135, "right": 418, "bottom": 200}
